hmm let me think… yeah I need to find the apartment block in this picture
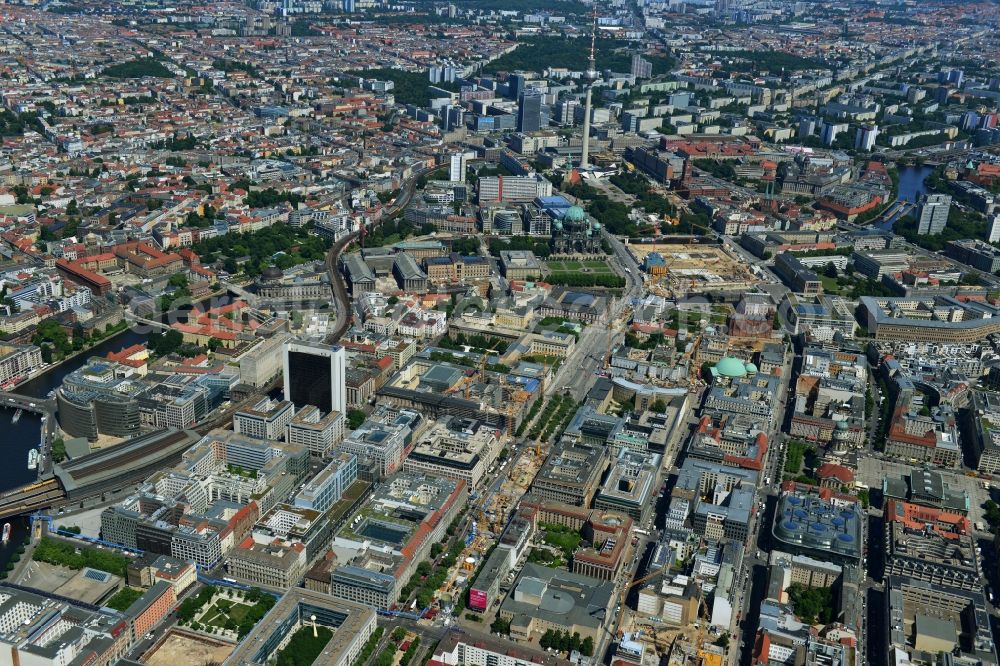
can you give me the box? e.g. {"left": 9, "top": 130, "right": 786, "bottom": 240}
{"left": 286, "top": 405, "right": 346, "bottom": 457}
{"left": 293, "top": 452, "right": 358, "bottom": 513}
{"left": 233, "top": 397, "right": 295, "bottom": 441}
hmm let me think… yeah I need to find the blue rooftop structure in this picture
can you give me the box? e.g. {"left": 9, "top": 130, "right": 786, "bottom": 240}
{"left": 772, "top": 490, "right": 863, "bottom": 563}
{"left": 643, "top": 252, "right": 666, "bottom": 271}
{"left": 536, "top": 195, "right": 572, "bottom": 209}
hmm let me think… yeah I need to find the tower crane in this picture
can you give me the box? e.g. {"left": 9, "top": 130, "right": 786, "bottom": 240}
{"left": 612, "top": 565, "right": 669, "bottom": 642}
{"left": 643, "top": 217, "right": 717, "bottom": 299}
{"left": 466, "top": 338, "right": 503, "bottom": 400}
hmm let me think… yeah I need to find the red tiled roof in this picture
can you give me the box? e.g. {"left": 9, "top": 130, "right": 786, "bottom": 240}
{"left": 885, "top": 499, "right": 970, "bottom": 537}
{"left": 56, "top": 258, "right": 112, "bottom": 289}
{"left": 816, "top": 463, "right": 854, "bottom": 484}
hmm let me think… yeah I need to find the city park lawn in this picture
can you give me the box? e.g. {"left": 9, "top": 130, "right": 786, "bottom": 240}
{"left": 199, "top": 599, "right": 254, "bottom": 629}
{"left": 544, "top": 259, "right": 615, "bottom": 274}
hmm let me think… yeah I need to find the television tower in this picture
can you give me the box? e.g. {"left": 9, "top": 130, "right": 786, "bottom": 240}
{"left": 580, "top": 9, "right": 599, "bottom": 170}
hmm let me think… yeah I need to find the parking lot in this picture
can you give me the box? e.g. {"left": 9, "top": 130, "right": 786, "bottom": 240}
{"left": 855, "top": 455, "right": 992, "bottom": 527}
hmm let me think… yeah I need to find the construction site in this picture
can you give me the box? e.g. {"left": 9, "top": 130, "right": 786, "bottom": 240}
{"left": 437, "top": 439, "right": 549, "bottom": 609}
{"left": 381, "top": 352, "right": 542, "bottom": 437}
{"left": 616, "top": 570, "right": 728, "bottom": 666}
{"left": 627, "top": 243, "right": 761, "bottom": 299}
{"left": 619, "top": 613, "right": 727, "bottom": 666}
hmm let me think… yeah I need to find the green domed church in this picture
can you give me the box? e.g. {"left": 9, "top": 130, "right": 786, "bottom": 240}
{"left": 551, "top": 205, "right": 602, "bottom": 254}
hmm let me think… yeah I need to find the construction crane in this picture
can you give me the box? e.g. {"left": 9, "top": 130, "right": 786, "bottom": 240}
{"left": 635, "top": 624, "right": 675, "bottom": 654}
{"left": 693, "top": 589, "right": 722, "bottom": 666}
{"left": 688, "top": 218, "right": 715, "bottom": 244}
{"left": 464, "top": 339, "right": 503, "bottom": 400}
{"left": 684, "top": 333, "right": 704, "bottom": 386}
{"left": 505, "top": 389, "right": 532, "bottom": 440}
{"left": 495, "top": 345, "right": 533, "bottom": 441}
{"left": 506, "top": 365, "right": 550, "bottom": 454}
{"left": 603, "top": 309, "right": 616, "bottom": 369}
{"left": 613, "top": 566, "right": 669, "bottom": 642}
{"left": 695, "top": 589, "right": 709, "bottom": 664}
{"left": 447, "top": 371, "right": 475, "bottom": 397}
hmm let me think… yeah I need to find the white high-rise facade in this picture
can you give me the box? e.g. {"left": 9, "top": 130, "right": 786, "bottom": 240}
{"left": 449, "top": 152, "right": 467, "bottom": 182}
{"left": 283, "top": 341, "right": 346, "bottom": 416}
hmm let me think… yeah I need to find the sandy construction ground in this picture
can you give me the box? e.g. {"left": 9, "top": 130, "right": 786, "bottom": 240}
{"left": 143, "top": 630, "right": 234, "bottom": 666}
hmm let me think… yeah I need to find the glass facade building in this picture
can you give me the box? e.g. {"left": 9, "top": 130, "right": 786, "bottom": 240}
{"left": 283, "top": 341, "right": 346, "bottom": 415}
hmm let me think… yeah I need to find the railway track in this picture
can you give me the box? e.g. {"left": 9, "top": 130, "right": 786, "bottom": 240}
{"left": 0, "top": 478, "right": 64, "bottom": 520}
{"left": 323, "top": 165, "right": 436, "bottom": 344}
{"left": 0, "top": 169, "right": 434, "bottom": 519}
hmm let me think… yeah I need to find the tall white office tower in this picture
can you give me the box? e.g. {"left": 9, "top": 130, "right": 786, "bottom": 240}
{"left": 449, "top": 152, "right": 467, "bottom": 182}
{"left": 284, "top": 341, "right": 346, "bottom": 415}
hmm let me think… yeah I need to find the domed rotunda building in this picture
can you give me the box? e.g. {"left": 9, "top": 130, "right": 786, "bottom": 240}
{"left": 551, "top": 205, "right": 602, "bottom": 254}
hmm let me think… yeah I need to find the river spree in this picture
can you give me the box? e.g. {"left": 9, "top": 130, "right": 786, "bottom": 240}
{"left": 0, "top": 293, "right": 238, "bottom": 497}
{"left": 877, "top": 165, "right": 933, "bottom": 231}
{"left": 0, "top": 327, "right": 150, "bottom": 490}
{"left": 0, "top": 327, "right": 151, "bottom": 574}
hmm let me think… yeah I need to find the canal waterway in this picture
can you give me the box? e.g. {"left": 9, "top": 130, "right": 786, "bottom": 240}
{"left": 0, "top": 292, "right": 235, "bottom": 496}
{"left": 0, "top": 327, "right": 151, "bottom": 491}
{"left": 877, "top": 164, "right": 934, "bottom": 231}
{"left": 0, "top": 327, "right": 151, "bottom": 572}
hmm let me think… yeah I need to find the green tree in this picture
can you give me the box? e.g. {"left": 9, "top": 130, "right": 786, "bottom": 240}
{"left": 649, "top": 399, "right": 667, "bottom": 413}
{"left": 785, "top": 584, "right": 834, "bottom": 625}
{"left": 983, "top": 500, "right": 1000, "bottom": 532}
{"left": 51, "top": 438, "right": 66, "bottom": 463}
{"left": 345, "top": 68, "right": 461, "bottom": 107}
{"left": 415, "top": 588, "right": 433, "bottom": 609}
{"left": 148, "top": 329, "right": 184, "bottom": 356}
{"left": 33, "top": 538, "right": 129, "bottom": 576}
{"left": 491, "top": 617, "right": 511, "bottom": 635}
{"left": 102, "top": 58, "right": 173, "bottom": 78}
{"left": 347, "top": 409, "right": 366, "bottom": 430}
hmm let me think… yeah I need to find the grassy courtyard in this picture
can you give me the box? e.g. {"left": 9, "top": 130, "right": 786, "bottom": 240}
{"left": 540, "top": 522, "right": 582, "bottom": 560}
{"left": 177, "top": 586, "right": 275, "bottom": 639}
{"left": 544, "top": 259, "right": 615, "bottom": 273}
{"left": 199, "top": 598, "right": 255, "bottom": 629}
{"left": 275, "top": 626, "right": 333, "bottom": 666}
